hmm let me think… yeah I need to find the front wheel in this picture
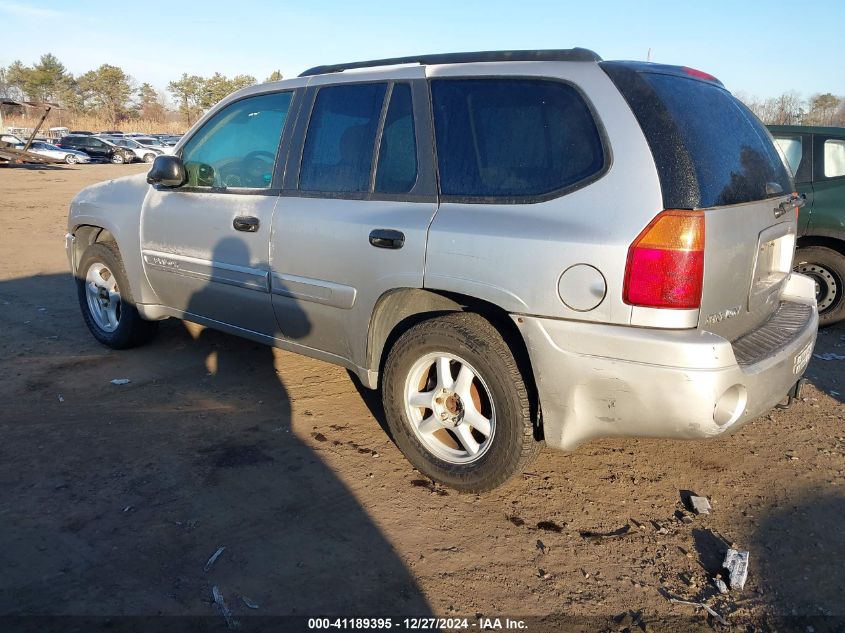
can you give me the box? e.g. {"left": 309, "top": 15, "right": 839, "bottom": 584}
{"left": 76, "top": 242, "right": 158, "bottom": 348}
{"left": 111, "top": 153, "right": 125, "bottom": 164}
{"left": 382, "top": 313, "right": 539, "bottom": 492}
{"left": 143, "top": 153, "right": 156, "bottom": 163}
{"left": 795, "top": 245, "right": 845, "bottom": 326}
{"left": 64, "top": 153, "right": 77, "bottom": 164}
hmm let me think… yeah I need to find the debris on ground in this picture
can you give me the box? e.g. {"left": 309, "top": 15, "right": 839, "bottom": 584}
{"left": 537, "top": 568, "right": 551, "bottom": 580}
{"left": 536, "top": 539, "right": 546, "bottom": 554}
{"left": 212, "top": 585, "right": 239, "bottom": 630}
{"left": 241, "top": 595, "right": 259, "bottom": 609}
{"left": 667, "top": 595, "right": 728, "bottom": 625}
{"left": 814, "top": 352, "right": 845, "bottom": 361}
{"left": 57, "top": 394, "right": 64, "bottom": 402}
{"left": 713, "top": 577, "right": 729, "bottom": 594}
{"left": 579, "top": 524, "right": 631, "bottom": 542}
{"left": 110, "top": 378, "right": 131, "bottom": 385}
{"left": 204, "top": 546, "right": 226, "bottom": 572}
{"left": 724, "top": 548, "right": 749, "bottom": 590}
{"left": 688, "top": 495, "right": 712, "bottom": 515}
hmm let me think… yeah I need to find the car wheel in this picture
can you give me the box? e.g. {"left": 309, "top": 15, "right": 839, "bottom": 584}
{"left": 143, "top": 153, "right": 156, "bottom": 163}
{"left": 795, "top": 245, "right": 845, "bottom": 326}
{"left": 64, "top": 153, "right": 77, "bottom": 164}
{"left": 111, "top": 153, "right": 125, "bottom": 164}
{"left": 76, "top": 242, "right": 158, "bottom": 349}
{"left": 382, "top": 312, "right": 539, "bottom": 492}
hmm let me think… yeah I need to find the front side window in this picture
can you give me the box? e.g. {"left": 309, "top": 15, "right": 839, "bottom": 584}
{"left": 824, "top": 139, "right": 845, "bottom": 178}
{"left": 432, "top": 79, "right": 604, "bottom": 199}
{"left": 181, "top": 91, "right": 293, "bottom": 189}
{"left": 299, "top": 83, "right": 387, "bottom": 193}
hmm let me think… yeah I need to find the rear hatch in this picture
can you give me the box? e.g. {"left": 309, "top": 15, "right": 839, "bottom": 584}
{"left": 602, "top": 62, "right": 796, "bottom": 340}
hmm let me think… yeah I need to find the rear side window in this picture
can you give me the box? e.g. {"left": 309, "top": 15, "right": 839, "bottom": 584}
{"left": 432, "top": 79, "right": 604, "bottom": 199}
{"left": 603, "top": 64, "right": 792, "bottom": 208}
{"left": 375, "top": 83, "right": 417, "bottom": 193}
{"left": 300, "top": 83, "right": 387, "bottom": 193}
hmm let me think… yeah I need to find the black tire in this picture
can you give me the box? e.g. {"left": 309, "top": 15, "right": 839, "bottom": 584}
{"left": 111, "top": 152, "right": 125, "bottom": 164}
{"left": 795, "top": 245, "right": 845, "bottom": 326}
{"left": 382, "top": 312, "right": 540, "bottom": 492}
{"left": 76, "top": 242, "right": 158, "bottom": 349}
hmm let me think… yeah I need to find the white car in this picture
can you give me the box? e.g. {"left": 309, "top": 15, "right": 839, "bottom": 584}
{"left": 25, "top": 141, "right": 91, "bottom": 164}
{"left": 133, "top": 136, "right": 174, "bottom": 155}
{"left": 103, "top": 137, "right": 162, "bottom": 163}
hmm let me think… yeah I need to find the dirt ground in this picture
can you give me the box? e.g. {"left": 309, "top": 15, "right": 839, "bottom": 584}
{"left": 1, "top": 164, "right": 843, "bottom": 632}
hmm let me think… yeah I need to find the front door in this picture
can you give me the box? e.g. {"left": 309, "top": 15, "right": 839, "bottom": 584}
{"left": 140, "top": 89, "right": 298, "bottom": 337}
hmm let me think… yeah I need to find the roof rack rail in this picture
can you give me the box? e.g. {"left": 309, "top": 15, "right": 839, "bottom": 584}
{"left": 298, "top": 48, "right": 602, "bottom": 77}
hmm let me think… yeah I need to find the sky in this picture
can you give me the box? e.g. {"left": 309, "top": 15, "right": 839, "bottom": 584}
{"left": 1, "top": 0, "right": 842, "bottom": 103}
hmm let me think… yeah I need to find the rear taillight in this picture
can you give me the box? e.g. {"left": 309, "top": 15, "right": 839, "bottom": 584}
{"left": 623, "top": 210, "right": 705, "bottom": 309}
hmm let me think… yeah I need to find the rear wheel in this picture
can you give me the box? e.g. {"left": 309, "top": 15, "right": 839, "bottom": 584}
{"left": 795, "top": 245, "right": 845, "bottom": 326}
{"left": 76, "top": 242, "right": 158, "bottom": 348}
{"left": 382, "top": 313, "right": 539, "bottom": 492}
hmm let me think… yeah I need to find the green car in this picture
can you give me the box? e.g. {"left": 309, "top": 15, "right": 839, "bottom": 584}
{"left": 769, "top": 125, "right": 845, "bottom": 325}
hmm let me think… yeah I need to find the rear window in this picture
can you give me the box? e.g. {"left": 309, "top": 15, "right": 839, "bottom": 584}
{"left": 431, "top": 79, "right": 605, "bottom": 200}
{"left": 603, "top": 64, "right": 792, "bottom": 208}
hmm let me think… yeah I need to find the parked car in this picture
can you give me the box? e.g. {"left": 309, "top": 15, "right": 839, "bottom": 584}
{"left": 57, "top": 135, "right": 135, "bottom": 163}
{"left": 27, "top": 140, "right": 90, "bottom": 164}
{"left": 159, "top": 135, "right": 182, "bottom": 147}
{"left": 132, "top": 136, "right": 174, "bottom": 155}
{"left": 102, "top": 136, "right": 162, "bottom": 163}
{"left": 66, "top": 49, "right": 817, "bottom": 491}
{"left": 769, "top": 125, "right": 845, "bottom": 325}
{"left": 0, "top": 133, "right": 25, "bottom": 148}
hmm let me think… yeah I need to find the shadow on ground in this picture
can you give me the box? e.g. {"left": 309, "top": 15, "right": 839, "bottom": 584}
{"left": 0, "top": 269, "right": 432, "bottom": 629}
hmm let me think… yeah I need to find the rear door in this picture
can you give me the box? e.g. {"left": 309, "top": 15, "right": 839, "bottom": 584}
{"left": 604, "top": 63, "right": 797, "bottom": 340}
{"left": 271, "top": 72, "right": 438, "bottom": 366}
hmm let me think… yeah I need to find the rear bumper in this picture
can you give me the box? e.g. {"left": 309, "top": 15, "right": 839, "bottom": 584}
{"left": 516, "top": 273, "right": 818, "bottom": 451}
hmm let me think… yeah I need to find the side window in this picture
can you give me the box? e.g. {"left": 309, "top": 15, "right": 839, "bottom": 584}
{"left": 773, "top": 135, "right": 802, "bottom": 178}
{"left": 299, "top": 83, "right": 387, "bottom": 193}
{"left": 181, "top": 91, "right": 293, "bottom": 189}
{"left": 432, "top": 79, "right": 604, "bottom": 199}
{"left": 824, "top": 139, "right": 845, "bottom": 178}
{"left": 375, "top": 83, "right": 417, "bottom": 193}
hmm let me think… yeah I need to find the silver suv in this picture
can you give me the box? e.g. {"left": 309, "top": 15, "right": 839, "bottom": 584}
{"left": 66, "top": 49, "right": 818, "bottom": 491}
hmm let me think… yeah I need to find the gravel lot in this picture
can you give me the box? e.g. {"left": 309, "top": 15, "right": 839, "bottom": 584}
{"left": 1, "top": 163, "right": 843, "bottom": 632}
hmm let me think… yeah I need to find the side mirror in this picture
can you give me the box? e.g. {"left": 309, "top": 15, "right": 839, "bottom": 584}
{"left": 147, "top": 155, "right": 187, "bottom": 188}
